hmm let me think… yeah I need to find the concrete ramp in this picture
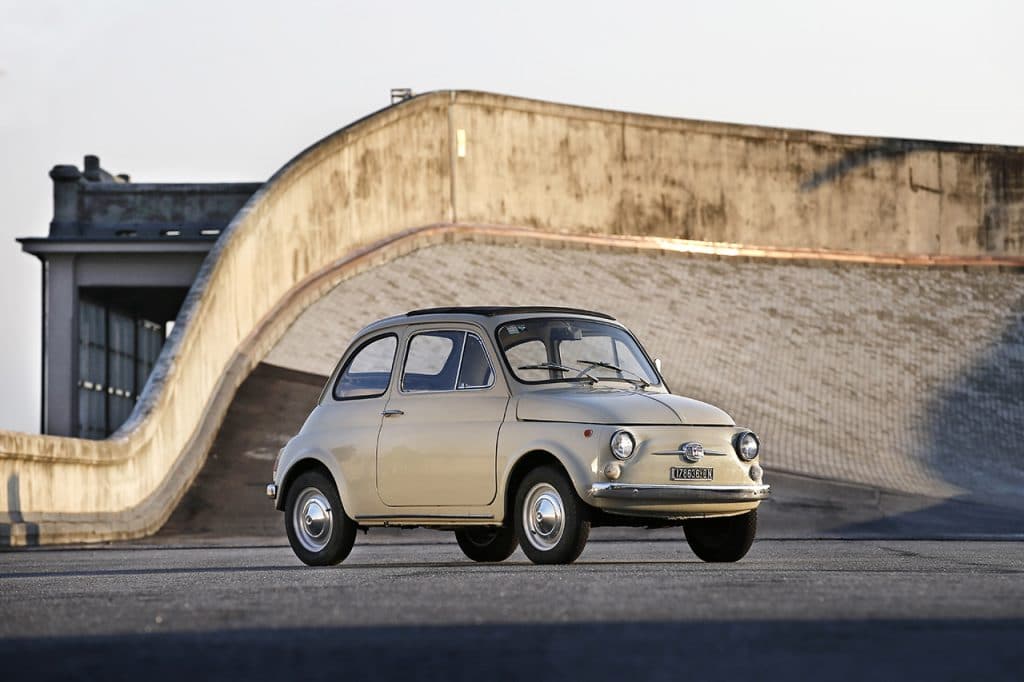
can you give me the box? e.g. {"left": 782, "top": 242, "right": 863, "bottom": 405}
{"left": 158, "top": 364, "right": 323, "bottom": 540}
{"left": 162, "top": 241, "right": 1024, "bottom": 541}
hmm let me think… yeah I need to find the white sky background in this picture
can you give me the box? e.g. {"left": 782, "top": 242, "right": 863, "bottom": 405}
{"left": 0, "top": 0, "right": 1021, "bottom": 433}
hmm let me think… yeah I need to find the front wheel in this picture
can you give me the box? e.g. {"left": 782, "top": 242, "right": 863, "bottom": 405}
{"left": 284, "top": 470, "right": 357, "bottom": 566}
{"left": 455, "top": 526, "right": 518, "bottom": 562}
{"left": 683, "top": 510, "right": 757, "bottom": 562}
{"left": 514, "top": 465, "right": 591, "bottom": 565}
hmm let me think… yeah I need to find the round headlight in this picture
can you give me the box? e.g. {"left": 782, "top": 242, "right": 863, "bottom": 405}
{"left": 610, "top": 430, "right": 636, "bottom": 460}
{"left": 735, "top": 432, "right": 759, "bottom": 461}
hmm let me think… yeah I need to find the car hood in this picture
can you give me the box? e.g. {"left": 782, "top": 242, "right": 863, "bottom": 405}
{"left": 515, "top": 386, "right": 734, "bottom": 426}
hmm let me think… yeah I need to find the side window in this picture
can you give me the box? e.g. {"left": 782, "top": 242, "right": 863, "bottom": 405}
{"left": 333, "top": 335, "right": 397, "bottom": 400}
{"left": 457, "top": 334, "right": 495, "bottom": 389}
{"left": 402, "top": 331, "right": 465, "bottom": 392}
{"left": 505, "top": 339, "right": 547, "bottom": 381}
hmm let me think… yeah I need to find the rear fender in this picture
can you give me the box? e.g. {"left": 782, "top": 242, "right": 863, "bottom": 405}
{"left": 275, "top": 447, "right": 349, "bottom": 512}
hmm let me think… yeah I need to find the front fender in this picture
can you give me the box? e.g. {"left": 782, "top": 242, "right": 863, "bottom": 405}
{"left": 497, "top": 422, "right": 611, "bottom": 510}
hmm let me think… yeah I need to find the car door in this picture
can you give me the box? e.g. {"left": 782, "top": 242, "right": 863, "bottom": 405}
{"left": 307, "top": 332, "right": 400, "bottom": 514}
{"left": 376, "top": 328, "right": 508, "bottom": 507}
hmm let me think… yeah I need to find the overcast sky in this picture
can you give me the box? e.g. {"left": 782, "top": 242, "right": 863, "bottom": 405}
{"left": 1, "top": 0, "right": 1021, "bottom": 433}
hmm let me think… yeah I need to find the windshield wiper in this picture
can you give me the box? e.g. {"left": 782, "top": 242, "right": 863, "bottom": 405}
{"left": 518, "top": 363, "right": 596, "bottom": 383}
{"left": 574, "top": 360, "right": 651, "bottom": 388}
{"left": 518, "top": 362, "right": 574, "bottom": 372}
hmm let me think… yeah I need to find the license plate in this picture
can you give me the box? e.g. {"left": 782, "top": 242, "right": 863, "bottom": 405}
{"left": 671, "top": 467, "right": 713, "bottom": 481}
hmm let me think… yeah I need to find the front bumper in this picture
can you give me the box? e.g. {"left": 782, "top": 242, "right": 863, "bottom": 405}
{"left": 588, "top": 482, "right": 770, "bottom": 503}
{"left": 266, "top": 483, "right": 278, "bottom": 500}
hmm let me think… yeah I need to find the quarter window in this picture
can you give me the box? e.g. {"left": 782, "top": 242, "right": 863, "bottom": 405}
{"left": 458, "top": 334, "right": 495, "bottom": 389}
{"left": 332, "top": 334, "right": 397, "bottom": 400}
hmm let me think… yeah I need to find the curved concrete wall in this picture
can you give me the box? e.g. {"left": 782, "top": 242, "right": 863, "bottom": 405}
{"left": 2, "top": 90, "right": 1023, "bottom": 545}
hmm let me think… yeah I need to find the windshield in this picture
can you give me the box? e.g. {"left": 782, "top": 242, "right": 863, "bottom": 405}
{"left": 496, "top": 318, "right": 660, "bottom": 387}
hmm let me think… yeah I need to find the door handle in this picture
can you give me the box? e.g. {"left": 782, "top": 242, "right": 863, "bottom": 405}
{"left": 381, "top": 409, "right": 404, "bottom": 417}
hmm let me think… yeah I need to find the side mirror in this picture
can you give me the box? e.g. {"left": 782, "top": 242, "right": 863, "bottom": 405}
{"left": 654, "top": 358, "right": 662, "bottom": 373}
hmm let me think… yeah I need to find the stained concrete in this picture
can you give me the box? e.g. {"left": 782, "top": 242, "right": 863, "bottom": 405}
{"left": 449, "top": 92, "right": 1024, "bottom": 256}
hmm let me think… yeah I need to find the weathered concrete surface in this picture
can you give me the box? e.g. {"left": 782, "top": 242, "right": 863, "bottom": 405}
{"left": 3, "top": 91, "right": 1023, "bottom": 546}
{"left": 449, "top": 92, "right": 1024, "bottom": 256}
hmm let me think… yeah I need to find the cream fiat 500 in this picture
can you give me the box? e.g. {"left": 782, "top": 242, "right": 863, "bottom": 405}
{"left": 267, "top": 307, "right": 769, "bottom": 566}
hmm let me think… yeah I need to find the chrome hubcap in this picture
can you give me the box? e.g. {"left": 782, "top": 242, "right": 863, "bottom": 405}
{"left": 293, "top": 488, "right": 333, "bottom": 553}
{"left": 523, "top": 483, "right": 564, "bottom": 551}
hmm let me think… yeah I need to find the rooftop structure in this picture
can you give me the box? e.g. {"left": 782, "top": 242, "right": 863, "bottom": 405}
{"left": 19, "top": 155, "right": 262, "bottom": 437}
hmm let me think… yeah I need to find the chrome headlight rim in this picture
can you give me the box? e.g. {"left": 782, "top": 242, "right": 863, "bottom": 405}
{"left": 610, "top": 429, "right": 637, "bottom": 460}
{"left": 733, "top": 431, "right": 760, "bottom": 461}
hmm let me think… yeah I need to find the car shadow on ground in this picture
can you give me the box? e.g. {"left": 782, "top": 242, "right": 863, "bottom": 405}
{"left": 2, "top": 618, "right": 1022, "bottom": 681}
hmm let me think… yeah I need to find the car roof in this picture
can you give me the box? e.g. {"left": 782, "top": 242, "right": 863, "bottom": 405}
{"left": 406, "top": 306, "right": 615, "bottom": 320}
{"left": 354, "top": 306, "right": 619, "bottom": 338}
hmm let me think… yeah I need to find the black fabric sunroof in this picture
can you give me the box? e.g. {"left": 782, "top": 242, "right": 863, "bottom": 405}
{"left": 405, "top": 306, "right": 614, "bottom": 320}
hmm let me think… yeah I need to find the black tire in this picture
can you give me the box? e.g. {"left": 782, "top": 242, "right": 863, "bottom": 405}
{"left": 514, "top": 465, "right": 591, "bottom": 565}
{"left": 683, "top": 510, "right": 757, "bottom": 562}
{"left": 455, "top": 526, "right": 518, "bottom": 562}
{"left": 284, "top": 469, "right": 357, "bottom": 566}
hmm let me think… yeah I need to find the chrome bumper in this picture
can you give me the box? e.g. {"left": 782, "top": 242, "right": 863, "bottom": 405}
{"left": 266, "top": 483, "right": 278, "bottom": 500}
{"left": 588, "top": 483, "right": 770, "bottom": 503}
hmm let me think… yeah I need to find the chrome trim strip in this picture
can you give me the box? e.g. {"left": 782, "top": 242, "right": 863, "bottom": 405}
{"left": 355, "top": 513, "right": 495, "bottom": 521}
{"left": 651, "top": 449, "right": 729, "bottom": 456}
{"left": 265, "top": 483, "right": 278, "bottom": 500}
{"left": 587, "top": 483, "right": 770, "bottom": 503}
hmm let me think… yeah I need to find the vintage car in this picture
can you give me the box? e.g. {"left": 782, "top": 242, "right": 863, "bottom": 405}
{"left": 267, "top": 306, "right": 769, "bottom": 566}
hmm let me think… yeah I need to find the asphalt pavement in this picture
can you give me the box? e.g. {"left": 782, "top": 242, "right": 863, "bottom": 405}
{"left": 2, "top": 537, "right": 1022, "bottom": 681}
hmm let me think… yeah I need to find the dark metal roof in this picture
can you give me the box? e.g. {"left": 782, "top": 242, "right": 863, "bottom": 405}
{"left": 405, "top": 306, "right": 615, "bottom": 320}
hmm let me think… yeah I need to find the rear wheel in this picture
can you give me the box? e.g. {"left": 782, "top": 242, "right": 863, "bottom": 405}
{"left": 683, "top": 510, "right": 757, "bottom": 562}
{"left": 285, "top": 470, "right": 357, "bottom": 566}
{"left": 514, "top": 465, "right": 591, "bottom": 565}
{"left": 455, "top": 526, "right": 518, "bottom": 562}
